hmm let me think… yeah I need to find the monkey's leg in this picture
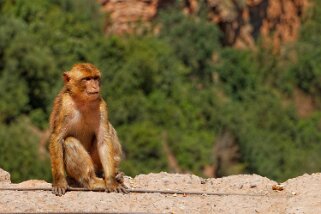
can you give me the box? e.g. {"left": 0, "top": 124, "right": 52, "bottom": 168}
{"left": 90, "top": 143, "right": 127, "bottom": 191}
{"left": 63, "top": 137, "right": 105, "bottom": 190}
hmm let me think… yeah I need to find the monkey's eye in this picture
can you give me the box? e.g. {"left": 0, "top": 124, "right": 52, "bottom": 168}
{"left": 94, "top": 77, "right": 100, "bottom": 81}
{"left": 84, "top": 77, "right": 91, "bottom": 81}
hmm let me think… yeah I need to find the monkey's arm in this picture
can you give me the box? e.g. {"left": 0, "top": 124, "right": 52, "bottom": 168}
{"left": 49, "top": 130, "right": 68, "bottom": 196}
{"left": 49, "top": 98, "right": 70, "bottom": 196}
{"left": 97, "top": 102, "right": 127, "bottom": 193}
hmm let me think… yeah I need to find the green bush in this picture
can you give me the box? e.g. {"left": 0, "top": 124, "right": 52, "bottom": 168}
{"left": 119, "top": 121, "right": 168, "bottom": 175}
{"left": 0, "top": 0, "right": 321, "bottom": 183}
{"left": 157, "top": 7, "right": 221, "bottom": 81}
{"left": 291, "top": 0, "right": 321, "bottom": 97}
{"left": 0, "top": 118, "right": 51, "bottom": 182}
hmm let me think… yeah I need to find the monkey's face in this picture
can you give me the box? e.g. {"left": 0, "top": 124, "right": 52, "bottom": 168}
{"left": 64, "top": 65, "right": 102, "bottom": 102}
{"left": 80, "top": 76, "right": 101, "bottom": 100}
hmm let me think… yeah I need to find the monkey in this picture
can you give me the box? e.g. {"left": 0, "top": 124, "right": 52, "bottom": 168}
{"left": 49, "top": 63, "right": 128, "bottom": 196}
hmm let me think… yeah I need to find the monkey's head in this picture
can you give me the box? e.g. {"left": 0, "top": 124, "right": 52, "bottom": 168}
{"left": 64, "top": 63, "right": 101, "bottom": 102}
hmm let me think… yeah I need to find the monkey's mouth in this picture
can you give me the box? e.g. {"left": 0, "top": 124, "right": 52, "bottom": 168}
{"left": 87, "top": 92, "right": 99, "bottom": 95}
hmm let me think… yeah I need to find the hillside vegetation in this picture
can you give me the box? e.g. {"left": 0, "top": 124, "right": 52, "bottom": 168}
{"left": 0, "top": 0, "right": 321, "bottom": 182}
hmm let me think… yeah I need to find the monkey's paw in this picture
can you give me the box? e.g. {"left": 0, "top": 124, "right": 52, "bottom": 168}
{"left": 115, "top": 171, "right": 125, "bottom": 184}
{"left": 52, "top": 182, "right": 68, "bottom": 196}
{"left": 105, "top": 178, "right": 129, "bottom": 193}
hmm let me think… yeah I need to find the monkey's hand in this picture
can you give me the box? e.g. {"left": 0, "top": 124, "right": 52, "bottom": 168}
{"left": 52, "top": 179, "right": 68, "bottom": 196}
{"left": 105, "top": 177, "right": 128, "bottom": 193}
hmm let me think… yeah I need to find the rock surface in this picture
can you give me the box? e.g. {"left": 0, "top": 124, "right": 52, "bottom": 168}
{"left": 207, "top": 0, "right": 309, "bottom": 49}
{"left": 1, "top": 169, "right": 321, "bottom": 213}
{"left": 0, "top": 168, "right": 10, "bottom": 183}
{"left": 100, "top": 0, "right": 159, "bottom": 35}
{"left": 100, "top": 0, "right": 309, "bottom": 49}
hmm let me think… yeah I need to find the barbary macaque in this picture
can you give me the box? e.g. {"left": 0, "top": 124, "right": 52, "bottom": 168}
{"left": 49, "top": 63, "right": 127, "bottom": 196}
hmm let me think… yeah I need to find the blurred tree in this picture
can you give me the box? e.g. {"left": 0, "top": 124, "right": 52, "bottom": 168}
{"left": 157, "top": 7, "right": 221, "bottom": 82}
{"left": 0, "top": 0, "right": 321, "bottom": 183}
{"left": 290, "top": 0, "right": 321, "bottom": 98}
{"left": 119, "top": 121, "right": 168, "bottom": 175}
{"left": 0, "top": 118, "right": 51, "bottom": 182}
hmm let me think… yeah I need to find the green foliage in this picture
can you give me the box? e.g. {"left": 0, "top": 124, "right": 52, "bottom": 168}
{"left": 0, "top": 0, "right": 321, "bottom": 183}
{"left": 214, "top": 48, "right": 260, "bottom": 100}
{"left": 215, "top": 89, "right": 321, "bottom": 181}
{"left": 0, "top": 0, "right": 104, "bottom": 181}
{"left": 119, "top": 121, "right": 167, "bottom": 175}
{"left": 0, "top": 0, "right": 104, "bottom": 125}
{"left": 157, "top": 8, "right": 221, "bottom": 81}
{"left": 0, "top": 118, "right": 51, "bottom": 182}
{"left": 169, "top": 130, "right": 214, "bottom": 174}
{"left": 92, "top": 36, "right": 187, "bottom": 124}
{"left": 290, "top": 0, "right": 321, "bottom": 97}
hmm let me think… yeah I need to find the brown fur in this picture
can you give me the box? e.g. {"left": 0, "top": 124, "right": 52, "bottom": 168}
{"left": 49, "top": 63, "right": 127, "bottom": 196}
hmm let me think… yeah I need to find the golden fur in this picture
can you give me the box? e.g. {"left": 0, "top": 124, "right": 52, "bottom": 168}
{"left": 49, "top": 63, "right": 127, "bottom": 196}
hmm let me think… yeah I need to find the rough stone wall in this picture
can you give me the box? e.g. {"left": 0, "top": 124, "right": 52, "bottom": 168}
{"left": 100, "top": 0, "right": 309, "bottom": 49}
{"left": 100, "top": 0, "right": 160, "bottom": 35}
{"left": 207, "top": 0, "right": 309, "bottom": 49}
{"left": 260, "top": 0, "right": 308, "bottom": 49}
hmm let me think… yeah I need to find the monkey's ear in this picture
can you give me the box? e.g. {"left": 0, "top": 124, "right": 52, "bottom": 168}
{"left": 63, "top": 72, "right": 70, "bottom": 83}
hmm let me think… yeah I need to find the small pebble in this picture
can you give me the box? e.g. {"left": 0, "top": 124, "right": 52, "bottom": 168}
{"left": 250, "top": 184, "right": 257, "bottom": 188}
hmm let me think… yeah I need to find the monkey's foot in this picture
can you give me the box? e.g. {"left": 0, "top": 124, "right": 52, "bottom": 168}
{"left": 118, "top": 183, "right": 129, "bottom": 193}
{"left": 105, "top": 178, "right": 129, "bottom": 193}
{"left": 115, "top": 171, "right": 129, "bottom": 193}
{"left": 105, "top": 183, "right": 129, "bottom": 193}
{"left": 52, "top": 180, "right": 68, "bottom": 196}
{"left": 52, "top": 185, "right": 67, "bottom": 196}
{"left": 115, "top": 171, "right": 125, "bottom": 184}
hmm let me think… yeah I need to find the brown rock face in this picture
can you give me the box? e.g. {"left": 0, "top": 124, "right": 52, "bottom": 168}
{"left": 100, "top": 0, "right": 161, "bottom": 34}
{"left": 100, "top": 0, "right": 309, "bottom": 49}
{"left": 207, "top": 0, "right": 309, "bottom": 49}
{"left": 261, "top": 0, "right": 308, "bottom": 49}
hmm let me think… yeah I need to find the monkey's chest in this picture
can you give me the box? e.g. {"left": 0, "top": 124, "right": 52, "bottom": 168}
{"left": 68, "top": 112, "right": 99, "bottom": 150}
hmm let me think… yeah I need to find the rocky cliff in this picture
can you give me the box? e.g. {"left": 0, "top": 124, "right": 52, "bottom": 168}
{"left": 100, "top": 0, "right": 309, "bottom": 49}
